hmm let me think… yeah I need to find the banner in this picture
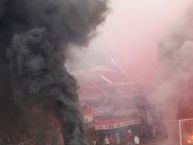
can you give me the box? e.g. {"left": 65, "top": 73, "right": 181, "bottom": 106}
{"left": 83, "top": 107, "right": 94, "bottom": 124}
{"left": 95, "top": 119, "right": 141, "bottom": 130}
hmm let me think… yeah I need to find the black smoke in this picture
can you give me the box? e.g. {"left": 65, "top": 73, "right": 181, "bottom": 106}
{"left": 0, "top": 0, "right": 108, "bottom": 144}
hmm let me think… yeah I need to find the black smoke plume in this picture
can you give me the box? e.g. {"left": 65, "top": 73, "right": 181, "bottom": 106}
{"left": 0, "top": 0, "right": 108, "bottom": 144}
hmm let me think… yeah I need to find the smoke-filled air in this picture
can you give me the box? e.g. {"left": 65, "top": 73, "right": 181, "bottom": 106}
{"left": 67, "top": 0, "right": 193, "bottom": 145}
{"left": 0, "top": 0, "right": 108, "bottom": 145}
{"left": 3, "top": 0, "right": 193, "bottom": 145}
{"left": 152, "top": 4, "right": 193, "bottom": 145}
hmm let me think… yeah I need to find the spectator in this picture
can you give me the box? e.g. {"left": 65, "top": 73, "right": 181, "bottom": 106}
{"left": 134, "top": 135, "right": 140, "bottom": 145}
{"left": 93, "top": 137, "right": 96, "bottom": 145}
{"left": 104, "top": 136, "right": 110, "bottom": 145}
{"left": 127, "top": 131, "right": 132, "bottom": 145}
{"left": 109, "top": 135, "right": 115, "bottom": 145}
{"left": 114, "top": 132, "right": 120, "bottom": 145}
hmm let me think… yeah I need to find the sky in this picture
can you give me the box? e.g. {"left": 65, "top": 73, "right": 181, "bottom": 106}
{"left": 69, "top": 0, "right": 192, "bottom": 88}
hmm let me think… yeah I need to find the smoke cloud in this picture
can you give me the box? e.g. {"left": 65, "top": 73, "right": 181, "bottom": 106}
{"left": 151, "top": 4, "right": 193, "bottom": 145}
{"left": 0, "top": 0, "right": 108, "bottom": 144}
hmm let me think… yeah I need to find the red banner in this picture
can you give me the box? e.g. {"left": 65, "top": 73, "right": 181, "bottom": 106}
{"left": 83, "top": 107, "right": 94, "bottom": 124}
{"left": 95, "top": 117, "right": 142, "bottom": 130}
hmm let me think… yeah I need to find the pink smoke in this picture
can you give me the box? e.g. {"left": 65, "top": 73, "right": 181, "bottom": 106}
{"left": 90, "top": 0, "right": 191, "bottom": 89}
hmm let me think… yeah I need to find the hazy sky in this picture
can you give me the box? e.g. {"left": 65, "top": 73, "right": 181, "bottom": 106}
{"left": 70, "top": 0, "right": 192, "bottom": 88}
